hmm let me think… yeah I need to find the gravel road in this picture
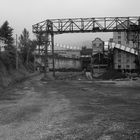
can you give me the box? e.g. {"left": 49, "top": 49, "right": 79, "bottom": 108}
{"left": 0, "top": 74, "right": 140, "bottom": 140}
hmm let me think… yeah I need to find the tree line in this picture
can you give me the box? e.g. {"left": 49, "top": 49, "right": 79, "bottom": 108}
{"left": 0, "top": 20, "right": 39, "bottom": 71}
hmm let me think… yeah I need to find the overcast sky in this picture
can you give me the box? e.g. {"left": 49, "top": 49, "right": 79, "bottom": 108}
{"left": 0, "top": 0, "right": 140, "bottom": 46}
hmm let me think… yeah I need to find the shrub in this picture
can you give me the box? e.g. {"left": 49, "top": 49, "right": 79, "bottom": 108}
{"left": 98, "top": 70, "right": 126, "bottom": 80}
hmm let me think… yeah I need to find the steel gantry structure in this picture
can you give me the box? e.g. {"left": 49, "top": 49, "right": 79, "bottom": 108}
{"left": 32, "top": 16, "right": 140, "bottom": 77}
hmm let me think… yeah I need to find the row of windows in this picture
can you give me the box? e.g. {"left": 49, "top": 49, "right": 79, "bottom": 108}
{"left": 118, "top": 41, "right": 121, "bottom": 44}
{"left": 118, "top": 36, "right": 121, "bottom": 39}
{"left": 118, "top": 65, "right": 130, "bottom": 69}
{"left": 116, "top": 32, "right": 121, "bottom": 44}
{"left": 118, "top": 59, "right": 130, "bottom": 63}
{"left": 92, "top": 43, "right": 103, "bottom": 47}
{"left": 117, "top": 55, "right": 130, "bottom": 58}
{"left": 117, "top": 51, "right": 130, "bottom": 58}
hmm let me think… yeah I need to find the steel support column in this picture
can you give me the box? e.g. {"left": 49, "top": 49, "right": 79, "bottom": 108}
{"left": 51, "top": 33, "right": 55, "bottom": 77}
{"left": 44, "top": 32, "right": 49, "bottom": 78}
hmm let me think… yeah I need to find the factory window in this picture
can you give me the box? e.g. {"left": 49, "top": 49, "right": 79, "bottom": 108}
{"left": 118, "top": 54, "right": 121, "bottom": 58}
{"left": 72, "top": 54, "right": 76, "bottom": 58}
{"left": 126, "top": 59, "right": 130, "bottom": 63}
{"left": 118, "top": 59, "right": 121, "bottom": 63}
{"left": 99, "top": 43, "right": 102, "bottom": 47}
{"left": 118, "top": 65, "right": 121, "bottom": 69}
{"left": 126, "top": 53, "right": 129, "bottom": 58}
{"left": 118, "top": 50, "right": 121, "bottom": 58}
{"left": 118, "top": 36, "right": 121, "bottom": 39}
{"left": 126, "top": 65, "right": 130, "bottom": 69}
{"left": 118, "top": 41, "right": 121, "bottom": 44}
{"left": 118, "top": 49, "right": 121, "bottom": 53}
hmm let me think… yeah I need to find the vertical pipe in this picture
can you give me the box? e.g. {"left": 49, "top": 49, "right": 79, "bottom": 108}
{"left": 51, "top": 33, "right": 55, "bottom": 77}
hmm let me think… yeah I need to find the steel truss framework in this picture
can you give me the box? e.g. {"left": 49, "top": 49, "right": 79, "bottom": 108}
{"left": 32, "top": 16, "right": 140, "bottom": 77}
{"left": 33, "top": 17, "right": 140, "bottom": 34}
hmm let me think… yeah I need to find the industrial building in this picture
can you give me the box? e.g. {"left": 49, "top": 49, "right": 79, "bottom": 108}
{"left": 80, "top": 38, "right": 108, "bottom": 73}
{"left": 35, "top": 44, "right": 81, "bottom": 71}
{"left": 111, "top": 21, "right": 139, "bottom": 72}
{"left": 113, "top": 20, "right": 138, "bottom": 49}
{"left": 0, "top": 37, "right": 6, "bottom": 52}
{"left": 80, "top": 47, "right": 92, "bottom": 70}
{"left": 92, "top": 38, "right": 104, "bottom": 54}
{"left": 54, "top": 49, "right": 80, "bottom": 59}
{"left": 92, "top": 38, "right": 108, "bottom": 73}
{"left": 81, "top": 37, "right": 138, "bottom": 73}
{"left": 109, "top": 42, "right": 138, "bottom": 72}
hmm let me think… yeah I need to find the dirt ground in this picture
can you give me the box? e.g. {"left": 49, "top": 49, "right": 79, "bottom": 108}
{"left": 0, "top": 74, "right": 140, "bottom": 140}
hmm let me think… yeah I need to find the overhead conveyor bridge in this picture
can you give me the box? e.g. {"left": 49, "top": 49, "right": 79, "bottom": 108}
{"left": 32, "top": 16, "right": 140, "bottom": 77}
{"left": 33, "top": 17, "right": 140, "bottom": 34}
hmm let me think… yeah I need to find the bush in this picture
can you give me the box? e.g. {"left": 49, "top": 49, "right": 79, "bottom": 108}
{"left": 0, "top": 50, "right": 16, "bottom": 70}
{"left": 98, "top": 70, "right": 126, "bottom": 80}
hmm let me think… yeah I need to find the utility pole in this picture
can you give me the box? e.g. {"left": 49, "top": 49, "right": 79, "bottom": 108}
{"left": 16, "top": 34, "right": 18, "bottom": 71}
{"left": 90, "top": 52, "right": 94, "bottom": 76}
{"left": 44, "top": 33, "right": 49, "bottom": 78}
{"left": 51, "top": 33, "right": 55, "bottom": 77}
